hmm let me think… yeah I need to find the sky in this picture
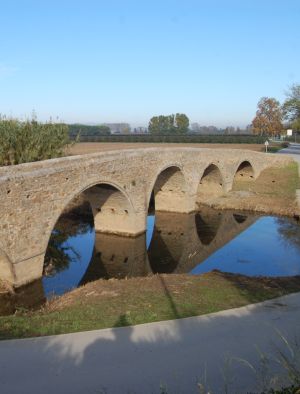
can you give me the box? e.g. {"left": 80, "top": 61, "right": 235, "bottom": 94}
{"left": 0, "top": 0, "right": 299, "bottom": 127}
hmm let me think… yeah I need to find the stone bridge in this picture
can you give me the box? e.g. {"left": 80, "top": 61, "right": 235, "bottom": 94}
{"left": 0, "top": 147, "right": 289, "bottom": 287}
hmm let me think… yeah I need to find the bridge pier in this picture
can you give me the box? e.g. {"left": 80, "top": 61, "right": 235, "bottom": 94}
{"left": 10, "top": 254, "right": 44, "bottom": 288}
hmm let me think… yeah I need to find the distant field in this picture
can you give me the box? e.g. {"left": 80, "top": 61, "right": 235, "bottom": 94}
{"left": 68, "top": 142, "right": 264, "bottom": 155}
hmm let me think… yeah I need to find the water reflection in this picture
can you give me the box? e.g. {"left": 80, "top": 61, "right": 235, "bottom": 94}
{"left": 276, "top": 217, "right": 300, "bottom": 251}
{"left": 2, "top": 202, "right": 300, "bottom": 315}
{"left": 80, "top": 232, "right": 149, "bottom": 284}
{"left": 41, "top": 204, "right": 260, "bottom": 296}
{"left": 195, "top": 210, "right": 222, "bottom": 245}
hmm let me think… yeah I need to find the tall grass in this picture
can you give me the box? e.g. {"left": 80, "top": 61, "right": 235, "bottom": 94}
{"left": 0, "top": 116, "right": 70, "bottom": 166}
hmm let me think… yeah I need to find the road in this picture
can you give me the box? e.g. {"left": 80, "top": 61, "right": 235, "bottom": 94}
{"left": 0, "top": 293, "right": 300, "bottom": 393}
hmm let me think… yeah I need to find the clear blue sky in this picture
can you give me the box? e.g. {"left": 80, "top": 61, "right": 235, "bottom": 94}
{"left": 0, "top": 0, "right": 299, "bottom": 127}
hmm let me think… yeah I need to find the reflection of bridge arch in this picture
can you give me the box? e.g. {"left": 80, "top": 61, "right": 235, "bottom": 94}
{"left": 147, "top": 212, "right": 194, "bottom": 273}
{"left": 195, "top": 209, "right": 222, "bottom": 245}
{"left": 167, "top": 209, "right": 257, "bottom": 273}
{"left": 80, "top": 232, "right": 149, "bottom": 284}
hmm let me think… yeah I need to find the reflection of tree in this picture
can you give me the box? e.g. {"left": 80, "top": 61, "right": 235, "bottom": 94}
{"left": 44, "top": 201, "right": 94, "bottom": 277}
{"left": 276, "top": 217, "right": 300, "bottom": 251}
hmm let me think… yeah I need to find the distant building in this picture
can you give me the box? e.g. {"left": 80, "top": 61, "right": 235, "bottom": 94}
{"left": 102, "top": 123, "right": 131, "bottom": 134}
{"left": 133, "top": 127, "right": 148, "bottom": 134}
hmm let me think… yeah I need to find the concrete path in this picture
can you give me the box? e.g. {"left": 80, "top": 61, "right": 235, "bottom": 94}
{"left": 279, "top": 142, "right": 300, "bottom": 210}
{"left": 1, "top": 293, "right": 300, "bottom": 394}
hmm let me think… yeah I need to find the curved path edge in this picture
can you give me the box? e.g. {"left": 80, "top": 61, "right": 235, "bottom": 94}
{"left": 1, "top": 291, "right": 300, "bottom": 393}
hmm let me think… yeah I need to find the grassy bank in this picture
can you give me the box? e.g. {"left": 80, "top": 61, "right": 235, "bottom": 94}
{"left": 209, "top": 162, "right": 300, "bottom": 217}
{"left": 1, "top": 271, "right": 300, "bottom": 340}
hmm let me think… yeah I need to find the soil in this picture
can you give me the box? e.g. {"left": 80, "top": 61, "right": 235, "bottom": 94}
{"left": 67, "top": 142, "right": 265, "bottom": 155}
{"left": 46, "top": 270, "right": 300, "bottom": 313}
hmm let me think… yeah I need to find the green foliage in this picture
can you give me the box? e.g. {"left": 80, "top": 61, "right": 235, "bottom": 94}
{"left": 68, "top": 124, "right": 111, "bottom": 137}
{"left": 0, "top": 117, "right": 70, "bottom": 166}
{"left": 148, "top": 113, "right": 189, "bottom": 134}
{"left": 282, "top": 84, "right": 300, "bottom": 131}
{"left": 175, "top": 113, "right": 189, "bottom": 133}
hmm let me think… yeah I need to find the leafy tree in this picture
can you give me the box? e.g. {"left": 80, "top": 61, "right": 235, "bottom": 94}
{"left": 148, "top": 113, "right": 189, "bottom": 134}
{"left": 252, "top": 97, "right": 283, "bottom": 136}
{"left": 282, "top": 84, "right": 300, "bottom": 131}
{"left": 0, "top": 116, "right": 70, "bottom": 166}
{"left": 175, "top": 113, "right": 189, "bottom": 133}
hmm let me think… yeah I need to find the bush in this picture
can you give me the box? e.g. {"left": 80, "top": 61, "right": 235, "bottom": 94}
{"left": 0, "top": 117, "right": 70, "bottom": 166}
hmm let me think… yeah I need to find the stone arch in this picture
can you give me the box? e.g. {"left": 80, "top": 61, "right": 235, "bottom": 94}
{"left": 149, "top": 165, "right": 193, "bottom": 213}
{"left": 42, "top": 180, "right": 141, "bottom": 266}
{"left": 234, "top": 160, "right": 255, "bottom": 180}
{"left": 83, "top": 183, "right": 137, "bottom": 235}
{"left": 197, "top": 163, "right": 225, "bottom": 205}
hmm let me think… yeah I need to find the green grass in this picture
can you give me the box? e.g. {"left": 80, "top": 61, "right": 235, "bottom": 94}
{"left": 1, "top": 271, "right": 300, "bottom": 340}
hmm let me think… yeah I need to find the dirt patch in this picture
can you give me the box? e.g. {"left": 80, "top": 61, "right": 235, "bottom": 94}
{"left": 46, "top": 271, "right": 300, "bottom": 313}
{"left": 200, "top": 163, "right": 300, "bottom": 217}
{"left": 67, "top": 142, "right": 264, "bottom": 156}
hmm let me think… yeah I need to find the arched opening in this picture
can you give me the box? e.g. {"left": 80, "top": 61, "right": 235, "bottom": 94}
{"left": 195, "top": 207, "right": 222, "bottom": 245}
{"left": 43, "top": 182, "right": 138, "bottom": 297}
{"left": 234, "top": 161, "right": 254, "bottom": 181}
{"left": 146, "top": 166, "right": 190, "bottom": 266}
{"left": 151, "top": 166, "right": 189, "bottom": 213}
{"left": 197, "top": 164, "right": 224, "bottom": 205}
{"left": 83, "top": 183, "right": 136, "bottom": 235}
{"left": 43, "top": 196, "right": 95, "bottom": 297}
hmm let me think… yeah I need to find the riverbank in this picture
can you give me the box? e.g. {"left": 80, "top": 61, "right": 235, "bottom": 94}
{"left": 1, "top": 271, "right": 300, "bottom": 340}
{"left": 201, "top": 162, "right": 300, "bottom": 217}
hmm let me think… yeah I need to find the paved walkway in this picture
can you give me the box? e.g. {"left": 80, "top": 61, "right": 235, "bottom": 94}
{"left": 1, "top": 293, "right": 300, "bottom": 394}
{"left": 279, "top": 142, "right": 300, "bottom": 210}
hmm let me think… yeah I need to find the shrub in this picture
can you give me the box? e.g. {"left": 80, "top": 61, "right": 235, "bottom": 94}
{"left": 0, "top": 117, "right": 70, "bottom": 166}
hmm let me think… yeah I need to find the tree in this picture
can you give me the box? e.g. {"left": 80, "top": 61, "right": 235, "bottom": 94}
{"left": 282, "top": 84, "right": 300, "bottom": 131}
{"left": 252, "top": 97, "right": 283, "bottom": 136}
{"left": 148, "top": 113, "right": 189, "bottom": 134}
{"left": 98, "top": 125, "right": 111, "bottom": 135}
{"left": 175, "top": 113, "right": 189, "bottom": 133}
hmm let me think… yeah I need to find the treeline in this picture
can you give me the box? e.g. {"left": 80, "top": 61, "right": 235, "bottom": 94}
{"left": 69, "top": 124, "right": 111, "bottom": 137}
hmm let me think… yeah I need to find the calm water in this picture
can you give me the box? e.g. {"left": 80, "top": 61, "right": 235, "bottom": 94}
{"left": 42, "top": 204, "right": 300, "bottom": 298}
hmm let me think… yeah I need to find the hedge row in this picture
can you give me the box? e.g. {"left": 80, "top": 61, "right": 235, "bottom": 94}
{"left": 71, "top": 134, "right": 266, "bottom": 144}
